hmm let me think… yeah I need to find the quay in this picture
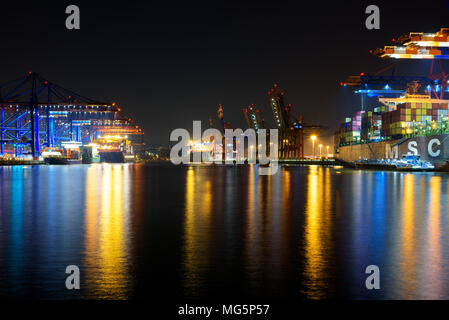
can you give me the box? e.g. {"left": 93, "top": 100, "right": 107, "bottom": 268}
{"left": 0, "top": 159, "right": 44, "bottom": 166}
{"left": 279, "top": 159, "right": 336, "bottom": 166}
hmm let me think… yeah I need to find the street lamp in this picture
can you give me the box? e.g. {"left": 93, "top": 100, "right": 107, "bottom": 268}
{"left": 319, "top": 144, "right": 323, "bottom": 159}
{"left": 311, "top": 135, "right": 316, "bottom": 159}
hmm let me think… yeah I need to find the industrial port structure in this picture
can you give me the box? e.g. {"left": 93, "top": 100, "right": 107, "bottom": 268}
{"left": 335, "top": 28, "right": 449, "bottom": 168}
{"left": 208, "top": 84, "right": 326, "bottom": 161}
{"left": 0, "top": 72, "right": 143, "bottom": 160}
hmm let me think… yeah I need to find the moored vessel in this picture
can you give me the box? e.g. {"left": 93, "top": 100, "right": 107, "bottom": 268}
{"left": 335, "top": 28, "right": 449, "bottom": 171}
{"left": 98, "top": 149, "right": 125, "bottom": 163}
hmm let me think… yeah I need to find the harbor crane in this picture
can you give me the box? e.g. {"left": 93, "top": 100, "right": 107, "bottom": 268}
{"left": 267, "top": 84, "right": 326, "bottom": 159}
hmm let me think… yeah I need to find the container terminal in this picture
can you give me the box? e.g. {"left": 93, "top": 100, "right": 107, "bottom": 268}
{"left": 0, "top": 72, "right": 144, "bottom": 164}
{"left": 335, "top": 28, "right": 449, "bottom": 171}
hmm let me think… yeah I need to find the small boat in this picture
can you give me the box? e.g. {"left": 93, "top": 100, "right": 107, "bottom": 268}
{"left": 394, "top": 155, "right": 435, "bottom": 171}
{"left": 42, "top": 149, "right": 69, "bottom": 165}
{"left": 354, "top": 155, "right": 434, "bottom": 171}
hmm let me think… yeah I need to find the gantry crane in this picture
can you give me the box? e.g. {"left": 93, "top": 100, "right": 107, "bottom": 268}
{"left": 369, "top": 28, "right": 449, "bottom": 100}
{"left": 0, "top": 72, "right": 142, "bottom": 158}
{"left": 267, "top": 84, "right": 304, "bottom": 159}
{"left": 243, "top": 103, "right": 264, "bottom": 132}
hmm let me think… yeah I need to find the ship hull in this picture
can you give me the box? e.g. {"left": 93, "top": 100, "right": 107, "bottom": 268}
{"left": 99, "top": 151, "right": 125, "bottom": 163}
{"left": 44, "top": 157, "right": 69, "bottom": 165}
{"left": 335, "top": 134, "right": 449, "bottom": 170}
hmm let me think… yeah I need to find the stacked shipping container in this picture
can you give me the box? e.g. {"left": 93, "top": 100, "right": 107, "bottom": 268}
{"left": 381, "top": 101, "right": 449, "bottom": 137}
{"left": 336, "top": 111, "right": 364, "bottom": 144}
{"left": 336, "top": 98, "right": 449, "bottom": 146}
{"left": 361, "top": 111, "right": 382, "bottom": 141}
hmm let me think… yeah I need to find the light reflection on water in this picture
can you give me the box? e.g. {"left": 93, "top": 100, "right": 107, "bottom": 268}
{"left": 1, "top": 164, "right": 449, "bottom": 299}
{"left": 0, "top": 164, "right": 144, "bottom": 299}
{"left": 180, "top": 165, "right": 449, "bottom": 300}
{"left": 83, "top": 164, "right": 131, "bottom": 299}
{"left": 302, "top": 165, "right": 335, "bottom": 299}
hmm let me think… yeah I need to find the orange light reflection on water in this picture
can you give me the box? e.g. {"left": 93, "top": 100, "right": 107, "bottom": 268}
{"left": 398, "top": 174, "right": 417, "bottom": 296}
{"left": 84, "top": 164, "right": 131, "bottom": 299}
{"left": 302, "top": 166, "right": 334, "bottom": 299}
{"left": 183, "top": 166, "right": 213, "bottom": 296}
{"left": 424, "top": 176, "right": 443, "bottom": 298}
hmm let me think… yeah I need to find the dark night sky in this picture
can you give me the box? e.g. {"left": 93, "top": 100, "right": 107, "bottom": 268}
{"left": 1, "top": 0, "right": 448, "bottom": 149}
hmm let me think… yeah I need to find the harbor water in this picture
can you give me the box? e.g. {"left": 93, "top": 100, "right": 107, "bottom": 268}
{"left": 1, "top": 163, "right": 449, "bottom": 300}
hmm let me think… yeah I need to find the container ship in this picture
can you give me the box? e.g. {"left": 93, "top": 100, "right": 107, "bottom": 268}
{"left": 334, "top": 28, "right": 449, "bottom": 170}
{"left": 95, "top": 135, "right": 131, "bottom": 163}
